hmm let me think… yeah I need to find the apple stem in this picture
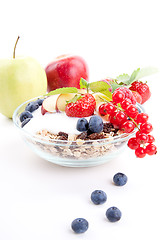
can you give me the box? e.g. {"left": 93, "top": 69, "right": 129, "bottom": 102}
{"left": 13, "top": 36, "right": 20, "bottom": 59}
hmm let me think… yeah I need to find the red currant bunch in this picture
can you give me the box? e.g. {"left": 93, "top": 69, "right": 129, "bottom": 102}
{"left": 98, "top": 88, "right": 157, "bottom": 158}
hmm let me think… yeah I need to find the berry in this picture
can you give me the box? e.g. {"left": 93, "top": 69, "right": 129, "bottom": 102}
{"left": 121, "top": 99, "right": 132, "bottom": 110}
{"left": 21, "top": 118, "right": 31, "bottom": 128}
{"left": 121, "top": 120, "right": 135, "bottom": 133}
{"left": 76, "top": 118, "right": 88, "bottom": 132}
{"left": 99, "top": 103, "right": 108, "bottom": 116}
{"left": 109, "top": 112, "right": 119, "bottom": 125}
{"left": 88, "top": 115, "right": 103, "bottom": 133}
{"left": 71, "top": 218, "right": 89, "bottom": 234}
{"left": 125, "top": 104, "right": 139, "bottom": 119}
{"left": 136, "top": 113, "right": 149, "bottom": 124}
{"left": 136, "top": 132, "right": 149, "bottom": 144}
{"left": 113, "top": 173, "right": 128, "bottom": 186}
{"left": 135, "top": 147, "right": 146, "bottom": 158}
{"left": 112, "top": 90, "right": 125, "bottom": 103}
{"left": 129, "top": 81, "right": 151, "bottom": 104}
{"left": 128, "top": 137, "right": 139, "bottom": 149}
{"left": 145, "top": 143, "right": 157, "bottom": 155}
{"left": 114, "top": 87, "right": 136, "bottom": 104}
{"left": 147, "top": 135, "right": 155, "bottom": 143}
{"left": 35, "top": 98, "right": 44, "bottom": 106}
{"left": 19, "top": 111, "right": 33, "bottom": 122}
{"left": 25, "top": 101, "right": 39, "bottom": 112}
{"left": 65, "top": 93, "right": 96, "bottom": 118}
{"left": 140, "top": 122, "right": 153, "bottom": 134}
{"left": 131, "top": 91, "right": 142, "bottom": 104}
{"left": 91, "top": 190, "right": 107, "bottom": 205}
{"left": 99, "top": 102, "right": 116, "bottom": 116}
{"left": 115, "top": 111, "right": 128, "bottom": 125}
{"left": 106, "top": 207, "right": 122, "bottom": 222}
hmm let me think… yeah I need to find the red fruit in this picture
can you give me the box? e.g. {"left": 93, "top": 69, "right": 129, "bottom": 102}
{"left": 128, "top": 137, "right": 140, "bottom": 149}
{"left": 131, "top": 91, "right": 142, "bottom": 104}
{"left": 121, "top": 99, "right": 132, "bottom": 110}
{"left": 112, "top": 90, "right": 125, "bottom": 103}
{"left": 136, "top": 113, "right": 149, "bottom": 124}
{"left": 65, "top": 93, "right": 96, "bottom": 117}
{"left": 140, "top": 122, "right": 153, "bottom": 134}
{"left": 125, "top": 104, "right": 139, "bottom": 119}
{"left": 121, "top": 120, "right": 135, "bottom": 133}
{"left": 135, "top": 147, "right": 146, "bottom": 158}
{"left": 136, "top": 132, "right": 149, "bottom": 144}
{"left": 115, "top": 111, "right": 128, "bottom": 125}
{"left": 99, "top": 102, "right": 116, "bottom": 116}
{"left": 147, "top": 135, "right": 155, "bottom": 143}
{"left": 129, "top": 81, "right": 151, "bottom": 104}
{"left": 145, "top": 143, "right": 157, "bottom": 155}
{"left": 45, "top": 55, "right": 89, "bottom": 92}
{"left": 109, "top": 112, "right": 118, "bottom": 125}
{"left": 114, "top": 87, "right": 136, "bottom": 104}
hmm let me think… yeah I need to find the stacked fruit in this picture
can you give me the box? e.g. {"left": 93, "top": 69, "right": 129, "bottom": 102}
{"left": 98, "top": 87, "right": 157, "bottom": 158}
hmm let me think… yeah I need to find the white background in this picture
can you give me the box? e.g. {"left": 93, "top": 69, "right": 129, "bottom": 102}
{"left": 0, "top": 0, "right": 160, "bottom": 239}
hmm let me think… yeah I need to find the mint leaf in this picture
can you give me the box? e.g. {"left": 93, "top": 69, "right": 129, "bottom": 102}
{"left": 45, "top": 87, "right": 78, "bottom": 96}
{"left": 89, "top": 81, "right": 112, "bottom": 99}
{"left": 66, "top": 94, "right": 82, "bottom": 104}
{"left": 136, "top": 66, "right": 159, "bottom": 80}
{"left": 80, "top": 78, "right": 89, "bottom": 89}
{"left": 129, "top": 68, "right": 141, "bottom": 84}
{"left": 116, "top": 73, "right": 130, "bottom": 83}
{"left": 109, "top": 80, "right": 121, "bottom": 93}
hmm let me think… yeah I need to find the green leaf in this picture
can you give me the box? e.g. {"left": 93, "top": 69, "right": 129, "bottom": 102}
{"left": 66, "top": 94, "right": 82, "bottom": 104}
{"left": 109, "top": 80, "right": 121, "bottom": 93}
{"left": 136, "top": 66, "right": 159, "bottom": 80}
{"left": 129, "top": 68, "right": 141, "bottom": 83}
{"left": 80, "top": 78, "right": 89, "bottom": 89}
{"left": 116, "top": 73, "right": 130, "bottom": 83}
{"left": 89, "top": 81, "right": 112, "bottom": 98}
{"left": 45, "top": 87, "right": 78, "bottom": 96}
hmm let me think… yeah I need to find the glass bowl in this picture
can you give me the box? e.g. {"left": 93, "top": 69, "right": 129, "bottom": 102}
{"left": 13, "top": 96, "right": 144, "bottom": 167}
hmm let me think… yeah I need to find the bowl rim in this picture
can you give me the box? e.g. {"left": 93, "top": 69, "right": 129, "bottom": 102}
{"left": 12, "top": 96, "right": 145, "bottom": 146}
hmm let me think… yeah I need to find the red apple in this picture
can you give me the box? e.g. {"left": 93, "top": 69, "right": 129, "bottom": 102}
{"left": 45, "top": 55, "right": 89, "bottom": 92}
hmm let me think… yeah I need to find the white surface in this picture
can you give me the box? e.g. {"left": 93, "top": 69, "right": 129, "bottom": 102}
{"left": 0, "top": 0, "right": 160, "bottom": 239}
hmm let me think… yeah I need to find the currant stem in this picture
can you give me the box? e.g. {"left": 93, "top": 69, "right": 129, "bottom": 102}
{"left": 13, "top": 36, "right": 20, "bottom": 59}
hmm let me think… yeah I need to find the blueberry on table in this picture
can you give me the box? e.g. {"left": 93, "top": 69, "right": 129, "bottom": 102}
{"left": 71, "top": 218, "right": 89, "bottom": 234}
{"left": 106, "top": 207, "right": 122, "bottom": 222}
{"left": 19, "top": 111, "right": 33, "bottom": 122}
{"left": 76, "top": 118, "right": 89, "bottom": 132}
{"left": 35, "top": 98, "right": 44, "bottom": 106}
{"left": 91, "top": 190, "right": 107, "bottom": 205}
{"left": 88, "top": 115, "right": 103, "bottom": 133}
{"left": 25, "top": 101, "right": 39, "bottom": 112}
{"left": 113, "top": 172, "right": 128, "bottom": 186}
{"left": 21, "top": 118, "right": 31, "bottom": 128}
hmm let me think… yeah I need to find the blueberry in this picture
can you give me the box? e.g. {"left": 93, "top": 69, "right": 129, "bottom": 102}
{"left": 25, "top": 101, "right": 39, "bottom": 112}
{"left": 106, "top": 207, "right": 122, "bottom": 222}
{"left": 21, "top": 118, "right": 31, "bottom": 128}
{"left": 113, "top": 172, "right": 128, "bottom": 186}
{"left": 19, "top": 111, "right": 33, "bottom": 122}
{"left": 71, "top": 218, "right": 89, "bottom": 234}
{"left": 76, "top": 118, "right": 88, "bottom": 132}
{"left": 88, "top": 115, "right": 103, "bottom": 133}
{"left": 91, "top": 190, "right": 107, "bottom": 205}
{"left": 35, "top": 98, "right": 44, "bottom": 106}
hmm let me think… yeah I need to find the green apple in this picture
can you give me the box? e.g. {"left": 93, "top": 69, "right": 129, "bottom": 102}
{"left": 0, "top": 36, "right": 47, "bottom": 118}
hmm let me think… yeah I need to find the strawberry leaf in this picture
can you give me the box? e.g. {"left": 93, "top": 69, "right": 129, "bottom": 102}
{"left": 80, "top": 78, "right": 89, "bottom": 89}
{"left": 136, "top": 66, "right": 159, "bottom": 80}
{"left": 45, "top": 87, "right": 78, "bottom": 96}
{"left": 89, "top": 81, "right": 112, "bottom": 98}
{"left": 116, "top": 73, "right": 130, "bottom": 83}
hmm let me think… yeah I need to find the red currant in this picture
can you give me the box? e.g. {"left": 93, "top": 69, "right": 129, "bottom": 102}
{"left": 121, "top": 99, "right": 132, "bottom": 110}
{"left": 112, "top": 90, "right": 125, "bottom": 103}
{"left": 136, "top": 113, "right": 149, "bottom": 124}
{"left": 109, "top": 112, "right": 118, "bottom": 125}
{"left": 147, "top": 135, "right": 155, "bottom": 143}
{"left": 121, "top": 120, "right": 135, "bottom": 133}
{"left": 135, "top": 147, "right": 146, "bottom": 158}
{"left": 115, "top": 111, "right": 128, "bottom": 125}
{"left": 136, "top": 132, "right": 149, "bottom": 144}
{"left": 125, "top": 104, "right": 139, "bottom": 119}
{"left": 145, "top": 143, "right": 157, "bottom": 155}
{"left": 99, "top": 103, "right": 108, "bottom": 116}
{"left": 128, "top": 137, "right": 139, "bottom": 149}
{"left": 140, "top": 122, "right": 153, "bottom": 134}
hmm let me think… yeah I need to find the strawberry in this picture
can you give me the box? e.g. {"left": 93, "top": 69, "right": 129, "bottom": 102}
{"left": 129, "top": 81, "right": 151, "bottom": 104}
{"left": 113, "top": 87, "right": 136, "bottom": 104}
{"left": 131, "top": 91, "right": 142, "bottom": 104}
{"left": 65, "top": 93, "right": 96, "bottom": 117}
